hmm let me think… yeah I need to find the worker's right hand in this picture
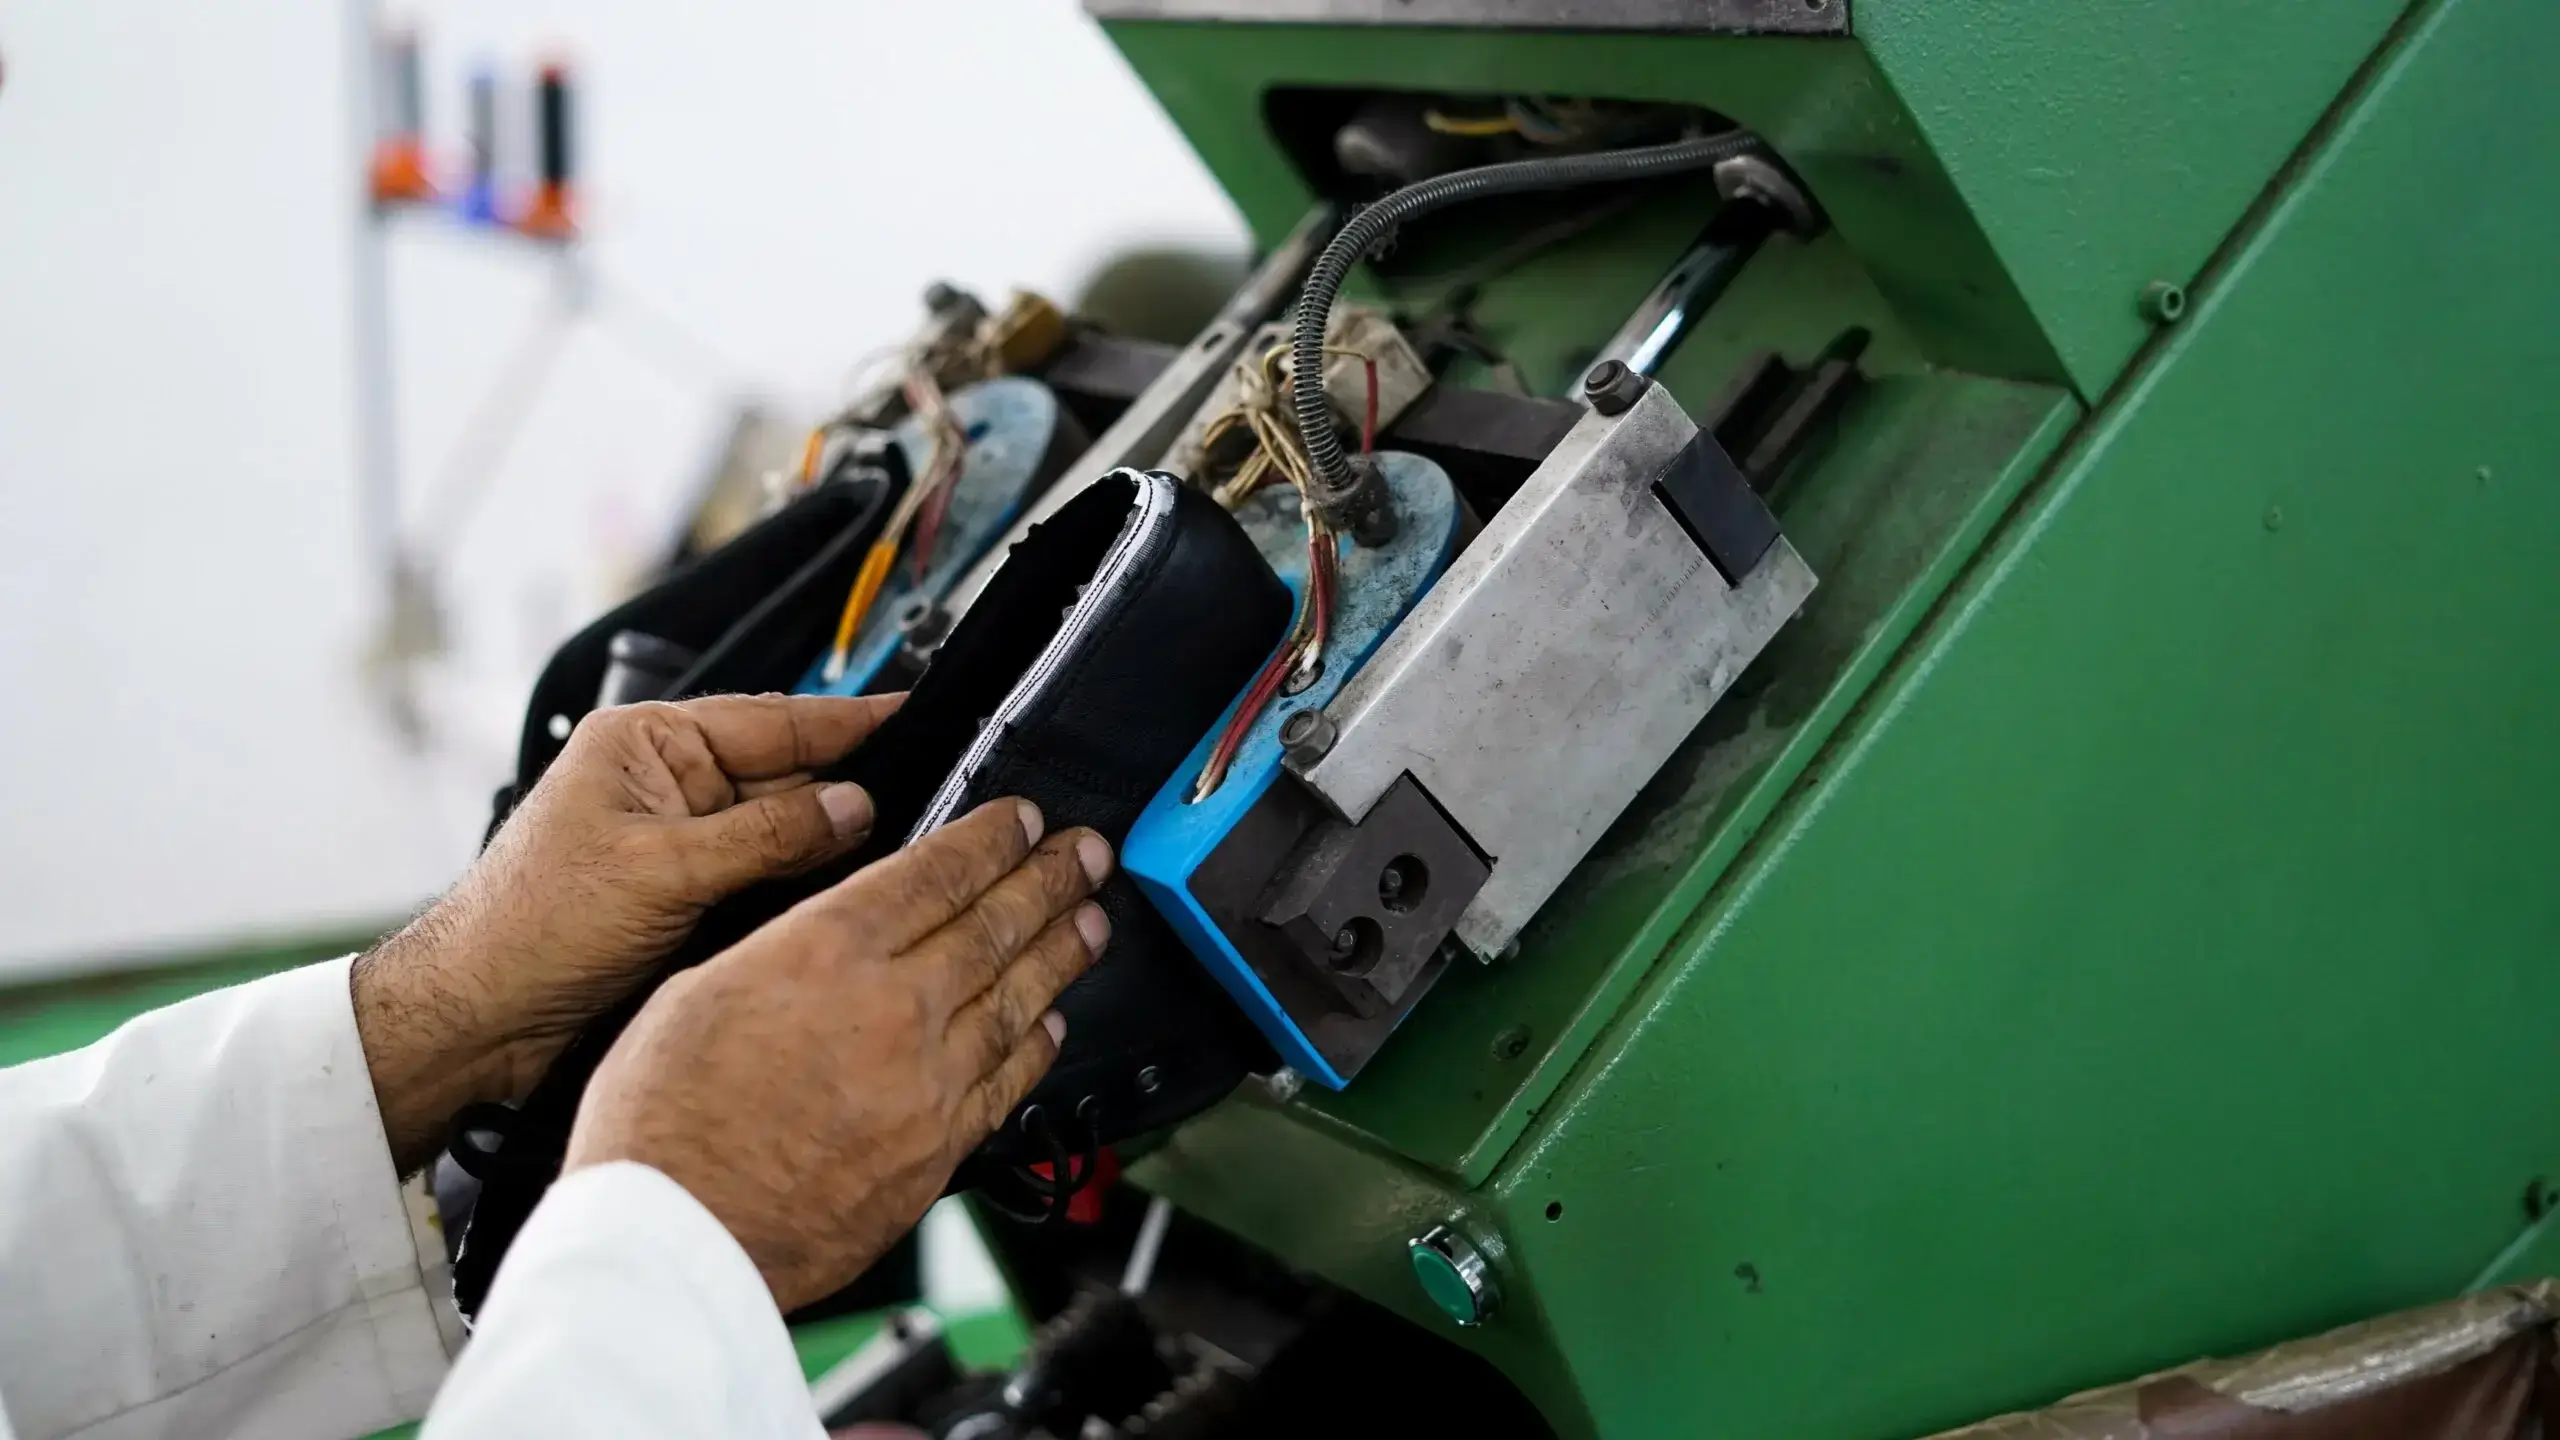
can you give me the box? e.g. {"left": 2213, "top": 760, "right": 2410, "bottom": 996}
{"left": 563, "top": 797, "right": 1112, "bottom": 1312}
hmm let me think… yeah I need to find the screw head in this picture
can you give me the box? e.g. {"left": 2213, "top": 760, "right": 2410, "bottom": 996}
{"left": 1409, "top": 1224, "right": 1501, "bottom": 1327}
{"left": 1582, "top": 358, "right": 1651, "bottom": 416}
{"left": 1135, "top": 1065, "right": 1162, "bottom": 1095}
{"left": 1710, "top": 153, "right": 1821, "bottom": 235}
{"left": 2139, "top": 279, "right": 2188, "bottom": 325}
{"left": 895, "top": 595, "right": 950, "bottom": 643}
{"left": 1280, "top": 709, "right": 1339, "bottom": 768}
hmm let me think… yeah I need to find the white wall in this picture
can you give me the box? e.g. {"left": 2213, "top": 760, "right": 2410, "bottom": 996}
{"left": 0, "top": 1, "right": 1245, "bottom": 977}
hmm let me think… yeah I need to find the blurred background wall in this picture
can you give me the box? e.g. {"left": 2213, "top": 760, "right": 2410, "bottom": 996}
{"left": 0, "top": 0, "right": 1247, "bottom": 978}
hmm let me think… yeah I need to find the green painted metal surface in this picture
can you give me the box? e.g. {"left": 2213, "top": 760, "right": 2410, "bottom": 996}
{"left": 1856, "top": 0, "right": 2404, "bottom": 392}
{"left": 1105, "top": 22, "right": 2069, "bottom": 385}
{"left": 1121, "top": 0, "right": 2560, "bottom": 1434}
{"left": 1494, "top": 4, "right": 2560, "bottom": 1428}
{"left": 1105, "top": 3, "right": 2406, "bottom": 397}
{"left": 13, "top": 5, "right": 2548, "bottom": 1436}
{"left": 1304, "top": 372, "right": 2076, "bottom": 1182}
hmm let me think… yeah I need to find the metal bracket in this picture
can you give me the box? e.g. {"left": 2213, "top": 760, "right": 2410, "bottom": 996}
{"left": 1257, "top": 775, "right": 1490, "bottom": 1018}
{"left": 1294, "top": 381, "right": 1816, "bottom": 955}
{"left": 1654, "top": 425, "right": 1779, "bottom": 584}
{"left": 1084, "top": 0, "right": 1849, "bottom": 36}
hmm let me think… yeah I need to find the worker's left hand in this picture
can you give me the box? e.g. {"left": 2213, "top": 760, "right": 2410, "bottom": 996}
{"left": 352, "top": 692, "right": 903, "bottom": 1171}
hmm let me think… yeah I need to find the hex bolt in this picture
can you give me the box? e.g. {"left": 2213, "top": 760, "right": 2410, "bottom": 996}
{"left": 1710, "top": 153, "right": 1822, "bottom": 236}
{"left": 1582, "top": 358, "right": 1651, "bottom": 417}
{"left": 1280, "top": 708, "right": 1338, "bottom": 768}
{"left": 895, "top": 595, "right": 951, "bottom": 645}
{"left": 2139, "top": 279, "right": 2188, "bottom": 325}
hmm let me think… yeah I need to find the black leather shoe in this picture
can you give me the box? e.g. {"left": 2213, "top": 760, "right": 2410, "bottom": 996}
{"left": 451, "top": 470, "right": 1288, "bottom": 1317}
{"left": 484, "top": 456, "right": 902, "bottom": 840}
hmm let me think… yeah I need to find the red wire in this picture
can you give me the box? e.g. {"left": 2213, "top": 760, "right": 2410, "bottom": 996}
{"left": 1195, "top": 526, "right": 1338, "bottom": 796}
{"left": 1307, "top": 525, "right": 1336, "bottom": 655}
{"left": 1195, "top": 350, "right": 1367, "bottom": 798}
{"left": 1359, "top": 357, "right": 1380, "bottom": 454}
{"left": 909, "top": 464, "right": 958, "bottom": 581}
{"left": 1198, "top": 644, "right": 1294, "bottom": 793}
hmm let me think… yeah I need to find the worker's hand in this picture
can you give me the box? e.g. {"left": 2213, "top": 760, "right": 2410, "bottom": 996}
{"left": 354, "top": 692, "right": 903, "bottom": 1172}
{"left": 565, "top": 797, "right": 1110, "bottom": 1312}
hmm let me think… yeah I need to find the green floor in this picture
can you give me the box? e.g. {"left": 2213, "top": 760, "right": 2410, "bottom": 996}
{"left": 0, "top": 929, "right": 1030, "bottom": 1432}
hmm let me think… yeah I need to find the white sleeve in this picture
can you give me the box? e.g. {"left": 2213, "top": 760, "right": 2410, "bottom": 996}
{"left": 421, "top": 1162, "right": 824, "bottom": 1440}
{"left": 0, "top": 956, "right": 462, "bottom": 1440}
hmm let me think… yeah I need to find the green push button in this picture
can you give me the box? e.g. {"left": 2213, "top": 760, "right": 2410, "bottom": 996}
{"left": 1408, "top": 1223, "right": 1500, "bottom": 1327}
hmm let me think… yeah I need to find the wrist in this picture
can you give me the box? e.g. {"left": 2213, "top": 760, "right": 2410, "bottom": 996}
{"left": 351, "top": 905, "right": 526, "bottom": 1173}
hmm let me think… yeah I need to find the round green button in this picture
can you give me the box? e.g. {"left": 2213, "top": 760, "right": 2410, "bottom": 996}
{"left": 1407, "top": 1224, "right": 1498, "bottom": 1326}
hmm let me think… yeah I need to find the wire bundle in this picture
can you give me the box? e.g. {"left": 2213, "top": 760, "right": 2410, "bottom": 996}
{"left": 1186, "top": 343, "right": 1375, "bottom": 801}
{"left": 784, "top": 328, "right": 988, "bottom": 685}
{"left": 1290, "top": 129, "right": 1763, "bottom": 493}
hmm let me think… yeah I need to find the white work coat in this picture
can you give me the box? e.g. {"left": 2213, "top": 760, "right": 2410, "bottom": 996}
{"left": 0, "top": 958, "right": 828, "bottom": 1440}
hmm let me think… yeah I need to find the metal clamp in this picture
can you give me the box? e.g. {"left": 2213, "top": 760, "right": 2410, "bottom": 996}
{"left": 1293, "top": 382, "right": 1815, "bottom": 956}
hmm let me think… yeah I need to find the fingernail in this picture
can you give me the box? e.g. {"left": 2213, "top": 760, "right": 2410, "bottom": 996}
{"left": 1015, "top": 799, "right": 1044, "bottom": 847}
{"left": 1074, "top": 902, "right": 1110, "bottom": 955}
{"left": 1075, "top": 832, "right": 1113, "bottom": 884}
{"left": 818, "top": 783, "right": 872, "bottom": 839}
{"left": 1042, "top": 1010, "right": 1067, "bottom": 1047}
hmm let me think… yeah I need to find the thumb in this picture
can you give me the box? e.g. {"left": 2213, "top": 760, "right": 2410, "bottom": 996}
{"left": 673, "top": 781, "right": 874, "bottom": 896}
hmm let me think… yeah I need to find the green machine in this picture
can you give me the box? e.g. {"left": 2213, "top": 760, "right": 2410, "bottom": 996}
{"left": 1030, "top": 1, "right": 2560, "bottom": 1435}
{"left": 19, "top": 3, "right": 2553, "bottom": 1436}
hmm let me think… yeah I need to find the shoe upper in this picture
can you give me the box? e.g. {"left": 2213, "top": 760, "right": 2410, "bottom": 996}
{"left": 450, "top": 470, "right": 1291, "bottom": 1316}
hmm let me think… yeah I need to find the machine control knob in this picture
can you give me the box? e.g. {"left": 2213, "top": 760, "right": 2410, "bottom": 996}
{"left": 1408, "top": 1223, "right": 1501, "bottom": 1328}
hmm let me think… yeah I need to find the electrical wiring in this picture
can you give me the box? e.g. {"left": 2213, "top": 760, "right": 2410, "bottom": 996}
{"left": 1291, "top": 129, "right": 1763, "bottom": 493}
{"left": 796, "top": 426, "right": 827, "bottom": 485}
{"left": 1423, "top": 108, "right": 1520, "bottom": 137}
{"left": 901, "top": 368, "right": 970, "bottom": 581}
{"left": 1187, "top": 342, "right": 1377, "bottom": 801}
{"left": 816, "top": 362, "right": 970, "bottom": 683}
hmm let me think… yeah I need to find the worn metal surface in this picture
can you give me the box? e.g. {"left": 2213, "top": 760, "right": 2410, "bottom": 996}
{"left": 1927, "top": 1284, "right": 2560, "bottom": 1439}
{"left": 1314, "top": 371, "right": 2070, "bottom": 1180}
{"left": 1297, "top": 383, "right": 1816, "bottom": 955}
{"left": 1085, "top": 0, "right": 1848, "bottom": 35}
{"left": 1583, "top": 160, "right": 1816, "bottom": 390}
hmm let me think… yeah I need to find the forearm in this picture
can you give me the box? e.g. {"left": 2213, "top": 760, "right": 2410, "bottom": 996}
{"left": 0, "top": 958, "right": 459, "bottom": 1440}
{"left": 421, "top": 1163, "right": 824, "bottom": 1440}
